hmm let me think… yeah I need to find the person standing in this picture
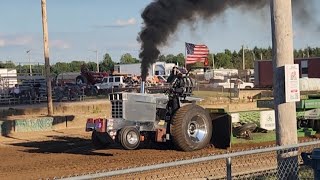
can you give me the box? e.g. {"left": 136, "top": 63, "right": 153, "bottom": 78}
{"left": 234, "top": 79, "right": 240, "bottom": 98}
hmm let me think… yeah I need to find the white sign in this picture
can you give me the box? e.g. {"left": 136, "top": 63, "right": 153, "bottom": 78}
{"left": 260, "top": 110, "right": 276, "bottom": 131}
{"left": 304, "top": 109, "right": 320, "bottom": 120}
{"left": 230, "top": 113, "right": 240, "bottom": 123}
{"left": 285, "top": 64, "right": 300, "bottom": 102}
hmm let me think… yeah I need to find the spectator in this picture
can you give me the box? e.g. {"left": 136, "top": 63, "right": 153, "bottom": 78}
{"left": 234, "top": 79, "right": 241, "bottom": 98}
{"left": 10, "top": 84, "right": 21, "bottom": 98}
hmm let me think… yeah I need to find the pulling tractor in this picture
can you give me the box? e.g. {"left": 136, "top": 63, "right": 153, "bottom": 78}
{"left": 86, "top": 70, "right": 231, "bottom": 151}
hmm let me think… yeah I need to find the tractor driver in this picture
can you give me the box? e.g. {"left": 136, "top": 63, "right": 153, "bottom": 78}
{"left": 166, "top": 66, "right": 186, "bottom": 114}
{"left": 167, "top": 66, "right": 185, "bottom": 96}
{"left": 166, "top": 66, "right": 178, "bottom": 83}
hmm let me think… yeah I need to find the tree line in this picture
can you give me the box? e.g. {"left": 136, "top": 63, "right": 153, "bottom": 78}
{"left": 1, "top": 47, "right": 320, "bottom": 75}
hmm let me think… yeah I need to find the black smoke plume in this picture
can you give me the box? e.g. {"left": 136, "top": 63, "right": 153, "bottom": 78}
{"left": 138, "top": 0, "right": 316, "bottom": 80}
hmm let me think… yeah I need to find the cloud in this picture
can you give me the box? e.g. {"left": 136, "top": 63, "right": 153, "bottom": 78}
{"left": 116, "top": 18, "right": 136, "bottom": 26}
{"left": 51, "top": 39, "right": 71, "bottom": 49}
{"left": 94, "top": 18, "right": 137, "bottom": 28}
{"left": 0, "top": 39, "right": 5, "bottom": 47}
{"left": 0, "top": 35, "right": 33, "bottom": 47}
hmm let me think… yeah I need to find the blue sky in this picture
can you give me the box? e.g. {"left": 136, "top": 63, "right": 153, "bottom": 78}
{"left": 0, "top": 0, "right": 320, "bottom": 65}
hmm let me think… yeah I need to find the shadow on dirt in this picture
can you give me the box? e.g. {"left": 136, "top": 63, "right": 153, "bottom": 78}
{"left": 9, "top": 133, "right": 179, "bottom": 154}
{"left": 9, "top": 135, "right": 113, "bottom": 156}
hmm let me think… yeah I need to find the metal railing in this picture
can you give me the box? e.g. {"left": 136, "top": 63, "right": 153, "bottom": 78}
{"left": 54, "top": 140, "right": 320, "bottom": 180}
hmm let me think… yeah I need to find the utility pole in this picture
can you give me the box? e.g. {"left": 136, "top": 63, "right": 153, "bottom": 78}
{"left": 270, "top": 0, "right": 298, "bottom": 179}
{"left": 95, "top": 50, "right": 99, "bottom": 72}
{"left": 252, "top": 51, "right": 256, "bottom": 61}
{"left": 26, "top": 50, "right": 32, "bottom": 76}
{"left": 89, "top": 50, "right": 99, "bottom": 72}
{"left": 41, "top": 0, "right": 53, "bottom": 116}
{"left": 242, "top": 45, "right": 245, "bottom": 70}
{"left": 211, "top": 53, "right": 215, "bottom": 69}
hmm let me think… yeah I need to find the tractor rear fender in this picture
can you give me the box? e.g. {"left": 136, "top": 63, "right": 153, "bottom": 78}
{"left": 206, "top": 109, "right": 232, "bottom": 149}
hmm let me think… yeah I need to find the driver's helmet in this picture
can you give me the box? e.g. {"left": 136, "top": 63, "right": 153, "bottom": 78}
{"left": 171, "top": 66, "right": 181, "bottom": 76}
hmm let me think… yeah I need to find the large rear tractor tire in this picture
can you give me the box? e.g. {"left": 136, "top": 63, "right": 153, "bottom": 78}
{"left": 171, "top": 104, "right": 212, "bottom": 151}
{"left": 119, "top": 127, "right": 141, "bottom": 150}
{"left": 92, "top": 131, "right": 110, "bottom": 149}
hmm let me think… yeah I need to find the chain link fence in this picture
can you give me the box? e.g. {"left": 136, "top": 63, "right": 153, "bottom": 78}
{"left": 55, "top": 140, "right": 320, "bottom": 180}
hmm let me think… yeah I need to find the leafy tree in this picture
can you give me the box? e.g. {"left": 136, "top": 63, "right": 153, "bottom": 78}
{"left": 158, "top": 54, "right": 166, "bottom": 62}
{"left": 207, "top": 53, "right": 214, "bottom": 68}
{"left": 100, "top": 53, "right": 114, "bottom": 72}
{"left": 52, "top": 62, "right": 70, "bottom": 75}
{"left": 86, "top": 61, "right": 97, "bottom": 71}
{"left": 244, "top": 50, "right": 255, "bottom": 69}
{"left": 0, "top": 61, "right": 15, "bottom": 69}
{"left": 253, "top": 46, "right": 262, "bottom": 60}
{"left": 165, "top": 54, "right": 175, "bottom": 64}
{"left": 225, "top": 49, "right": 232, "bottom": 57}
{"left": 120, "top": 53, "right": 139, "bottom": 64}
{"left": 164, "top": 53, "right": 185, "bottom": 66}
{"left": 263, "top": 47, "right": 272, "bottom": 60}
{"left": 175, "top": 53, "right": 185, "bottom": 67}
{"left": 215, "top": 52, "right": 232, "bottom": 69}
{"left": 69, "top": 61, "right": 86, "bottom": 72}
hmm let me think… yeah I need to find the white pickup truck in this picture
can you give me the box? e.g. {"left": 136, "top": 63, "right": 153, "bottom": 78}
{"left": 94, "top": 76, "right": 129, "bottom": 90}
{"left": 211, "top": 78, "right": 254, "bottom": 89}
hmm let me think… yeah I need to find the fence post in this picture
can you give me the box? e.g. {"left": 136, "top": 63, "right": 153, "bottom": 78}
{"left": 226, "top": 157, "right": 232, "bottom": 180}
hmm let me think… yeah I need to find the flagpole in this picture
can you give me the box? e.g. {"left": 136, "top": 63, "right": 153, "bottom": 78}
{"left": 184, "top": 42, "right": 187, "bottom": 69}
{"left": 212, "top": 53, "right": 215, "bottom": 69}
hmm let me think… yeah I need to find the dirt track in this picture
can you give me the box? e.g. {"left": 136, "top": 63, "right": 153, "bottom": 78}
{"left": 1, "top": 128, "right": 317, "bottom": 180}
{"left": 0, "top": 128, "right": 282, "bottom": 180}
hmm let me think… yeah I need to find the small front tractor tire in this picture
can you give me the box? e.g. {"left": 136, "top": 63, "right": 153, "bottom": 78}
{"left": 119, "top": 127, "right": 140, "bottom": 150}
{"left": 171, "top": 104, "right": 212, "bottom": 151}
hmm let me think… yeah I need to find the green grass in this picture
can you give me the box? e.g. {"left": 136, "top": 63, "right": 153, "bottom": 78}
{"left": 232, "top": 128, "right": 316, "bottom": 144}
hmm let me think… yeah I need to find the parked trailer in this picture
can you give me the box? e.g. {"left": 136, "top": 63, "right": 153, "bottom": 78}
{"left": 86, "top": 73, "right": 231, "bottom": 151}
{"left": 254, "top": 57, "right": 320, "bottom": 88}
{"left": 257, "top": 93, "right": 320, "bottom": 131}
{"left": 296, "top": 95, "right": 320, "bottom": 131}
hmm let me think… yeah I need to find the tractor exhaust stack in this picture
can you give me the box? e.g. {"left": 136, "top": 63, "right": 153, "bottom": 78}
{"left": 140, "top": 81, "right": 145, "bottom": 94}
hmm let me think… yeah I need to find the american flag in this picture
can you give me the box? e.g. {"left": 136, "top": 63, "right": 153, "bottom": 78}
{"left": 185, "top": 42, "right": 209, "bottom": 64}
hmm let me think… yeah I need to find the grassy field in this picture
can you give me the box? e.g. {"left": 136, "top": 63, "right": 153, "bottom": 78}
{"left": 232, "top": 128, "right": 316, "bottom": 144}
